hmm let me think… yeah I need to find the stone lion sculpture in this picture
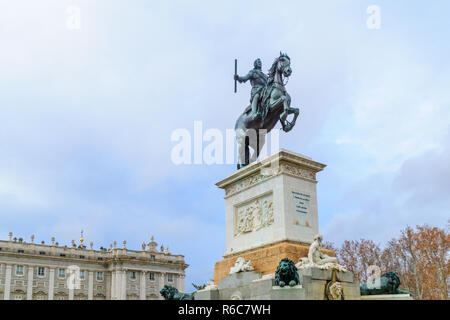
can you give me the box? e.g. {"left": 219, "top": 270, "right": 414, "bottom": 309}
{"left": 275, "top": 258, "right": 300, "bottom": 287}
{"left": 360, "top": 271, "right": 412, "bottom": 296}
{"left": 160, "top": 285, "right": 194, "bottom": 300}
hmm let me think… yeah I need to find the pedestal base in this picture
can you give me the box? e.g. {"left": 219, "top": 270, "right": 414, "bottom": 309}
{"left": 196, "top": 266, "right": 359, "bottom": 300}
{"left": 213, "top": 240, "right": 335, "bottom": 284}
{"left": 299, "top": 267, "right": 360, "bottom": 300}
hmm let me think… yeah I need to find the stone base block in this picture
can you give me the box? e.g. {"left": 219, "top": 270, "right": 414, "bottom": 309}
{"left": 299, "top": 267, "right": 354, "bottom": 283}
{"left": 218, "top": 271, "right": 262, "bottom": 290}
{"left": 299, "top": 266, "right": 361, "bottom": 300}
{"left": 270, "top": 285, "right": 305, "bottom": 300}
{"left": 194, "top": 288, "right": 220, "bottom": 300}
{"left": 214, "top": 240, "right": 335, "bottom": 284}
{"left": 196, "top": 276, "right": 307, "bottom": 300}
{"left": 247, "top": 277, "right": 275, "bottom": 300}
{"left": 361, "top": 294, "right": 413, "bottom": 300}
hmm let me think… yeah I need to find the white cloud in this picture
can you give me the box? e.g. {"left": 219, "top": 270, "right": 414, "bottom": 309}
{"left": 0, "top": 175, "right": 49, "bottom": 207}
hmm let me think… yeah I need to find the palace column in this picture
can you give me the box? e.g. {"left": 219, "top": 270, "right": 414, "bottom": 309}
{"left": 27, "top": 266, "right": 34, "bottom": 300}
{"left": 114, "top": 270, "right": 120, "bottom": 300}
{"left": 48, "top": 268, "right": 55, "bottom": 300}
{"left": 177, "top": 274, "right": 185, "bottom": 293}
{"left": 88, "top": 271, "right": 94, "bottom": 300}
{"left": 140, "top": 271, "right": 146, "bottom": 300}
{"left": 158, "top": 272, "right": 165, "bottom": 300}
{"left": 121, "top": 270, "right": 127, "bottom": 300}
{"left": 116, "top": 271, "right": 122, "bottom": 300}
{"left": 105, "top": 272, "right": 111, "bottom": 300}
{"left": 111, "top": 270, "right": 116, "bottom": 299}
{"left": 4, "top": 264, "right": 12, "bottom": 300}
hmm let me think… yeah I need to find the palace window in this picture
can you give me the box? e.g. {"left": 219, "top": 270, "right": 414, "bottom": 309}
{"left": 60, "top": 253, "right": 66, "bottom": 257}
{"left": 168, "top": 274, "right": 173, "bottom": 282}
{"left": 130, "top": 271, "right": 136, "bottom": 280}
{"left": 150, "top": 255, "right": 156, "bottom": 261}
{"left": 38, "top": 267, "right": 45, "bottom": 276}
{"left": 79, "top": 271, "right": 85, "bottom": 280}
{"left": 96, "top": 272, "right": 103, "bottom": 281}
{"left": 39, "top": 251, "right": 46, "bottom": 255}
{"left": 18, "top": 249, "right": 24, "bottom": 253}
{"left": 149, "top": 273, "right": 155, "bottom": 281}
{"left": 58, "top": 268, "right": 65, "bottom": 278}
{"left": 16, "top": 265, "right": 24, "bottom": 275}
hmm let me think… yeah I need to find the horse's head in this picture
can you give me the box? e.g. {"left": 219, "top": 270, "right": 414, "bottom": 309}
{"left": 269, "top": 52, "right": 292, "bottom": 82}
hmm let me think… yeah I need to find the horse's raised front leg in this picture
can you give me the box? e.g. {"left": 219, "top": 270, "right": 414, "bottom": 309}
{"left": 279, "top": 94, "right": 299, "bottom": 132}
{"left": 282, "top": 107, "right": 299, "bottom": 132}
{"left": 279, "top": 95, "right": 290, "bottom": 130}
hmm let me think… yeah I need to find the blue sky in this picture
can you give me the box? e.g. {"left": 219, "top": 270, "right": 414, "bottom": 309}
{"left": 0, "top": 0, "right": 449, "bottom": 291}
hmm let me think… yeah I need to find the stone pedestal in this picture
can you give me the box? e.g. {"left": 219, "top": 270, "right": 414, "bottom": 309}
{"left": 198, "top": 149, "right": 359, "bottom": 300}
{"left": 195, "top": 272, "right": 307, "bottom": 300}
{"left": 214, "top": 150, "right": 327, "bottom": 284}
{"left": 196, "top": 266, "right": 360, "bottom": 300}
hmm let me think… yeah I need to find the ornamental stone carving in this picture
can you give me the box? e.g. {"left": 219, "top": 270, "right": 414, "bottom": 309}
{"left": 225, "top": 173, "right": 267, "bottom": 197}
{"left": 234, "top": 195, "right": 274, "bottom": 237}
{"left": 224, "top": 162, "right": 316, "bottom": 197}
{"left": 280, "top": 163, "right": 315, "bottom": 180}
{"left": 229, "top": 257, "right": 254, "bottom": 274}
{"left": 326, "top": 281, "right": 344, "bottom": 300}
{"left": 296, "top": 234, "right": 347, "bottom": 272}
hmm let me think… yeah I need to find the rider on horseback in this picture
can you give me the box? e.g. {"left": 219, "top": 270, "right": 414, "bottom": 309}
{"left": 234, "top": 58, "right": 268, "bottom": 121}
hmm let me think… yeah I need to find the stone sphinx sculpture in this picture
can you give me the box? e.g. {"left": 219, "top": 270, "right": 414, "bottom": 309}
{"left": 296, "top": 234, "right": 347, "bottom": 272}
{"left": 275, "top": 258, "right": 300, "bottom": 287}
{"left": 360, "top": 271, "right": 412, "bottom": 296}
{"left": 160, "top": 285, "right": 194, "bottom": 300}
{"left": 229, "top": 257, "right": 254, "bottom": 274}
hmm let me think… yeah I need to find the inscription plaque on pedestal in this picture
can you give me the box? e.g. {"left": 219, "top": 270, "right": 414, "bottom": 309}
{"left": 292, "top": 191, "right": 310, "bottom": 226}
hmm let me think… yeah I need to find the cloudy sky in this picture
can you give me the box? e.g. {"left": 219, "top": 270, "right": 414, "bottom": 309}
{"left": 0, "top": 0, "right": 449, "bottom": 290}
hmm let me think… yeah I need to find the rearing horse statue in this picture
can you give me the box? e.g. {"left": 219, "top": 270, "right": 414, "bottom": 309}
{"left": 235, "top": 52, "right": 299, "bottom": 169}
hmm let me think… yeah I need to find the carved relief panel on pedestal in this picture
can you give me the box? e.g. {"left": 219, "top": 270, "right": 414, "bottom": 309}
{"left": 234, "top": 194, "right": 274, "bottom": 237}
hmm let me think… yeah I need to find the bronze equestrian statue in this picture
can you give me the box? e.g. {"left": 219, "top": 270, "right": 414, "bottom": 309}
{"left": 234, "top": 52, "right": 299, "bottom": 169}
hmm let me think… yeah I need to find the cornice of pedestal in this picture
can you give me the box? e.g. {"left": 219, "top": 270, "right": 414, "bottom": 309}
{"left": 216, "top": 149, "right": 326, "bottom": 198}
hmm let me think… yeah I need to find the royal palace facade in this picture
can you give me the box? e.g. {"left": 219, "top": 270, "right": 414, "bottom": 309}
{"left": 0, "top": 233, "right": 188, "bottom": 300}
